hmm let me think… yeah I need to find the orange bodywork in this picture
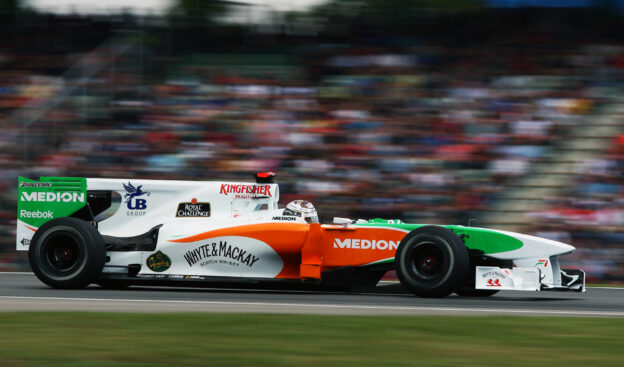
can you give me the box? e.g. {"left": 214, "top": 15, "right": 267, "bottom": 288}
{"left": 171, "top": 223, "right": 409, "bottom": 280}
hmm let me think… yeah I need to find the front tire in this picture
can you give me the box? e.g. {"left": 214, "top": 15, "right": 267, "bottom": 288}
{"left": 395, "top": 226, "right": 469, "bottom": 298}
{"left": 28, "top": 217, "right": 106, "bottom": 289}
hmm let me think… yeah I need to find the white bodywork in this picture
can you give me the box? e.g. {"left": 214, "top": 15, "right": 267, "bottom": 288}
{"left": 475, "top": 267, "right": 541, "bottom": 291}
{"left": 86, "top": 178, "right": 299, "bottom": 278}
{"left": 474, "top": 230, "right": 582, "bottom": 291}
{"left": 87, "top": 178, "right": 282, "bottom": 237}
{"left": 472, "top": 233, "right": 586, "bottom": 293}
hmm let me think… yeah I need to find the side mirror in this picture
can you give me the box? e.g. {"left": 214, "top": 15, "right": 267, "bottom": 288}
{"left": 333, "top": 217, "right": 352, "bottom": 225}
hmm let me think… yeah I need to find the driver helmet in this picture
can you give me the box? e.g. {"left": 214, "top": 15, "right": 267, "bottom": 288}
{"left": 283, "top": 200, "right": 319, "bottom": 223}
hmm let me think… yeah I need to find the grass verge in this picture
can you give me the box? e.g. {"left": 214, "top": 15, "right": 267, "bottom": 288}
{"left": 0, "top": 313, "right": 622, "bottom": 367}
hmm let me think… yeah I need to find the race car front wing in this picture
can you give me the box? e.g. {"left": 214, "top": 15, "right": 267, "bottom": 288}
{"left": 475, "top": 266, "right": 585, "bottom": 292}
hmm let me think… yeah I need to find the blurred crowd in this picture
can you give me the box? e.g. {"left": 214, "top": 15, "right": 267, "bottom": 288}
{"left": 527, "top": 134, "right": 624, "bottom": 281}
{"left": 0, "top": 13, "right": 623, "bottom": 281}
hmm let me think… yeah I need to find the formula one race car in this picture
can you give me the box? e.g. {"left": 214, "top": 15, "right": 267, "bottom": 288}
{"left": 16, "top": 173, "right": 585, "bottom": 297}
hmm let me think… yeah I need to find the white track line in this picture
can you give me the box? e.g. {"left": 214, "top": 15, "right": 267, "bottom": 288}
{"left": 1, "top": 296, "right": 623, "bottom": 317}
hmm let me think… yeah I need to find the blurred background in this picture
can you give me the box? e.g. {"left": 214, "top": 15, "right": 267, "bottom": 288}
{"left": 0, "top": 0, "right": 623, "bottom": 283}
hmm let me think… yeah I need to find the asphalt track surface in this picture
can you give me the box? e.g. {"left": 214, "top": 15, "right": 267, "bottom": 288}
{"left": 1, "top": 273, "right": 623, "bottom": 317}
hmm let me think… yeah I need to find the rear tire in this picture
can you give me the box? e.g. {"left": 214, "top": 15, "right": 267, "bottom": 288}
{"left": 395, "top": 226, "right": 469, "bottom": 298}
{"left": 28, "top": 217, "right": 106, "bottom": 289}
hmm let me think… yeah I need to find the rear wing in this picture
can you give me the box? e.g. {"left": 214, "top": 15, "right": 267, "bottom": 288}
{"left": 16, "top": 177, "right": 87, "bottom": 250}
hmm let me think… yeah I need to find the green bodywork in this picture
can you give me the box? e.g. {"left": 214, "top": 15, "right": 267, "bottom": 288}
{"left": 356, "top": 218, "right": 523, "bottom": 255}
{"left": 17, "top": 177, "right": 87, "bottom": 228}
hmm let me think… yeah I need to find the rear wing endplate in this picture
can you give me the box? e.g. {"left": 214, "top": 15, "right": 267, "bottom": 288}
{"left": 16, "top": 177, "right": 87, "bottom": 250}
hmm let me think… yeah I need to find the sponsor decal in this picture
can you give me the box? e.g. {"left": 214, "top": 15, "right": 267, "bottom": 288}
{"left": 535, "top": 259, "right": 549, "bottom": 267}
{"left": 20, "top": 191, "right": 85, "bottom": 203}
{"left": 20, "top": 209, "right": 53, "bottom": 219}
{"left": 146, "top": 251, "right": 171, "bottom": 272}
{"left": 333, "top": 238, "right": 399, "bottom": 251}
{"left": 20, "top": 238, "right": 30, "bottom": 246}
{"left": 184, "top": 241, "right": 260, "bottom": 268}
{"left": 486, "top": 278, "right": 502, "bottom": 287}
{"left": 19, "top": 182, "right": 52, "bottom": 188}
{"left": 136, "top": 274, "right": 207, "bottom": 280}
{"left": 123, "top": 182, "right": 150, "bottom": 215}
{"left": 185, "top": 275, "right": 203, "bottom": 279}
{"left": 176, "top": 198, "right": 211, "bottom": 217}
{"left": 219, "top": 184, "right": 272, "bottom": 198}
{"left": 272, "top": 216, "right": 297, "bottom": 222}
{"left": 17, "top": 177, "right": 86, "bottom": 231}
{"left": 480, "top": 270, "right": 508, "bottom": 279}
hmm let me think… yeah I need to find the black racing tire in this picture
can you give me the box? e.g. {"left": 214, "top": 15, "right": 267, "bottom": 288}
{"left": 395, "top": 226, "right": 469, "bottom": 298}
{"left": 454, "top": 288, "right": 499, "bottom": 297}
{"left": 28, "top": 217, "right": 106, "bottom": 289}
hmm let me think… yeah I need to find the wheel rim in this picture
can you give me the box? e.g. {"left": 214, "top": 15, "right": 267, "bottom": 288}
{"left": 407, "top": 242, "right": 446, "bottom": 280}
{"left": 41, "top": 233, "right": 82, "bottom": 274}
